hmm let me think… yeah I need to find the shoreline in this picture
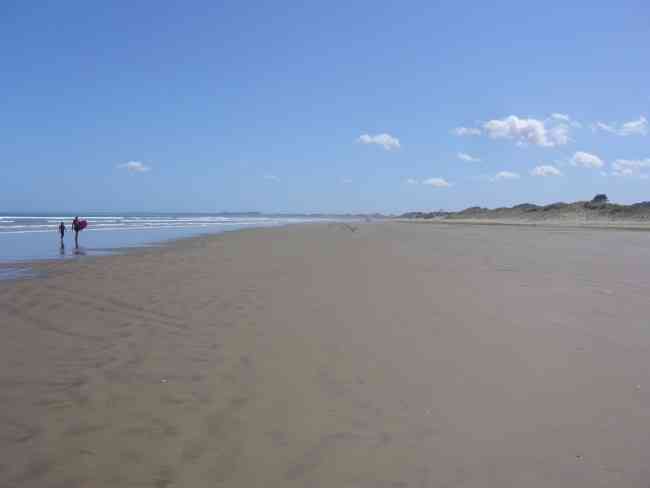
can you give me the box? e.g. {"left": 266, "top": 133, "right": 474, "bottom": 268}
{"left": 0, "top": 222, "right": 330, "bottom": 279}
{"left": 3, "top": 222, "right": 650, "bottom": 486}
{"left": 4, "top": 216, "right": 650, "bottom": 276}
{"left": 4, "top": 216, "right": 648, "bottom": 276}
{"left": 0, "top": 214, "right": 344, "bottom": 265}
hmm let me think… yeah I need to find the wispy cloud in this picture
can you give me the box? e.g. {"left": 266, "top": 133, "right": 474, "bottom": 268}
{"left": 457, "top": 152, "right": 481, "bottom": 162}
{"left": 263, "top": 174, "right": 279, "bottom": 181}
{"left": 118, "top": 161, "right": 151, "bottom": 173}
{"left": 593, "top": 121, "right": 615, "bottom": 133}
{"left": 550, "top": 113, "right": 581, "bottom": 128}
{"left": 592, "top": 116, "right": 648, "bottom": 136}
{"left": 570, "top": 151, "right": 604, "bottom": 168}
{"left": 422, "top": 177, "right": 451, "bottom": 187}
{"left": 452, "top": 127, "right": 481, "bottom": 136}
{"left": 550, "top": 113, "right": 570, "bottom": 122}
{"left": 405, "top": 178, "right": 419, "bottom": 184}
{"left": 341, "top": 178, "right": 353, "bottom": 184}
{"left": 483, "top": 115, "right": 569, "bottom": 147}
{"left": 357, "top": 133, "right": 400, "bottom": 150}
{"left": 612, "top": 158, "right": 650, "bottom": 177}
{"left": 530, "top": 165, "right": 562, "bottom": 177}
{"left": 491, "top": 170, "right": 520, "bottom": 181}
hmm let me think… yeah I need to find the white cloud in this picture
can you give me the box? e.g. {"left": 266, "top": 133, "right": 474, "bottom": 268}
{"left": 457, "top": 152, "right": 481, "bottom": 162}
{"left": 483, "top": 115, "right": 569, "bottom": 147}
{"left": 593, "top": 121, "right": 615, "bottom": 133}
{"left": 551, "top": 113, "right": 570, "bottom": 122}
{"left": 550, "top": 113, "right": 582, "bottom": 128}
{"left": 422, "top": 177, "right": 451, "bottom": 187}
{"left": 118, "top": 161, "right": 151, "bottom": 173}
{"left": 620, "top": 116, "right": 648, "bottom": 136}
{"left": 530, "top": 165, "right": 562, "bottom": 177}
{"left": 405, "top": 178, "right": 419, "bottom": 184}
{"left": 452, "top": 127, "right": 481, "bottom": 136}
{"left": 570, "top": 151, "right": 604, "bottom": 168}
{"left": 357, "top": 133, "right": 400, "bottom": 150}
{"left": 548, "top": 124, "right": 570, "bottom": 145}
{"left": 612, "top": 158, "right": 650, "bottom": 177}
{"left": 593, "top": 116, "right": 648, "bottom": 136}
{"left": 263, "top": 174, "right": 279, "bottom": 181}
{"left": 492, "top": 171, "right": 520, "bottom": 181}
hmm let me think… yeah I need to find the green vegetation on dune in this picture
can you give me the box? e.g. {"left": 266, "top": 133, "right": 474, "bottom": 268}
{"left": 401, "top": 195, "right": 650, "bottom": 222}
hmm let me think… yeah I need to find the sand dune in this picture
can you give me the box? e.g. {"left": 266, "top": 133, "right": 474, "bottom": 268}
{"left": 2, "top": 222, "right": 650, "bottom": 487}
{"left": 401, "top": 195, "right": 650, "bottom": 225}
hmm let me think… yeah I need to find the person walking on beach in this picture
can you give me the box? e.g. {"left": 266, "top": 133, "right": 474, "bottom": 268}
{"left": 58, "top": 221, "right": 66, "bottom": 246}
{"left": 72, "top": 216, "right": 80, "bottom": 248}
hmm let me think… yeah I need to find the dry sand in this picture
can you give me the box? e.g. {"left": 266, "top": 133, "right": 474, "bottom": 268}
{"left": 399, "top": 217, "right": 650, "bottom": 230}
{"left": 2, "top": 222, "right": 650, "bottom": 487}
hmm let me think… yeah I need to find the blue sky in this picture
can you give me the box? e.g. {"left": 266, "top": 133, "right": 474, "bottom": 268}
{"left": 1, "top": 1, "right": 649, "bottom": 214}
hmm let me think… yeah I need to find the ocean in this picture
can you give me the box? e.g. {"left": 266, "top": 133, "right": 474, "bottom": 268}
{"left": 0, "top": 213, "right": 341, "bottom": 264}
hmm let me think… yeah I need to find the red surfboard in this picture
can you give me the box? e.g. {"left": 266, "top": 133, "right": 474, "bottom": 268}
{"left": 78, "top": 220, "right": 88, "bottom": 231}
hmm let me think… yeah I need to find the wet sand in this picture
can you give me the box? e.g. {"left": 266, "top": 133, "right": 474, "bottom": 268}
{"left": 2, "top": 222, "right": 650, "bottom": 487}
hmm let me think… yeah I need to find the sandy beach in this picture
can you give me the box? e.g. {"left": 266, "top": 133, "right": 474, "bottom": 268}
{"left": 2, "top": 222, "right": 650, "bottom": 487}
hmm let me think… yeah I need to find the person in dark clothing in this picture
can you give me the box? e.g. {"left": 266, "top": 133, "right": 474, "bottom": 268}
{"left": 58, "top": 222, "right": 66, "bottom": 245}
{"left": 72, "top": 216, "right": 80, "bottom": 248}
